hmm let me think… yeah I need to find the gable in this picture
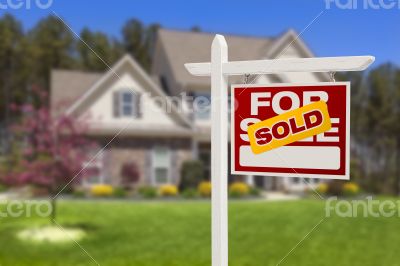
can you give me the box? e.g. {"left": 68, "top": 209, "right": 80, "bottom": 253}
{"left": 66, "top": 55, "right": 191, "bottom": 132}
{"left": 83, "top": 72, "right": 179, "bottom": 127}
{"left": 265, "top": 30, "right": 330, "bottom": 83}
{"left": 272, "top": 45, "right": 326, "bottom": 83}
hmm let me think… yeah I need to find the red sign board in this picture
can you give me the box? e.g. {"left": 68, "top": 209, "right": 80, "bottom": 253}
{"left": 231, "top": 82, "right": 350, "bottom": 179}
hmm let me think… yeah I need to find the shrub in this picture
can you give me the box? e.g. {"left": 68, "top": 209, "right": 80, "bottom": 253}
{"left": 198, "top": 181, "right": 212, "bottom": 197}
{"left": 327, "top": 180, "right": 345, "bottom": 196}
{"left": 120, "top": 162, "right": 140, "bottom": 188}
{"left": 182, "top": 188, "right": 198, "bottom": 199}
{"left": 180, "top": 160, "right": 204, "bottom": 190}
{"left": 90, "top": 184, "right": 114, "bottom": 197}
{"left": 229, "top": 182, "right": 250, "bottom": 198}
{"left": 159, "top": 184, "right": 178, "bottom": 197}
{"left": 316, "top": 183, "right": 328, "bottom": 195}
{"left": 138, "top": 186, "right": 157, "bottom": 199}
{"left": 343, "top": 182, "right": 360, "bottom": 196}
{"left": 0, "top": 183, "right": 7, "bottom": 193}
{"left": 249, "top": 186, "right": 261, "bottom": 197}
{"left": 113, "top": 187, "right": 127, "bottom": 198}
{"left": 72, "top": 189, "right": 85, "bottom": 198}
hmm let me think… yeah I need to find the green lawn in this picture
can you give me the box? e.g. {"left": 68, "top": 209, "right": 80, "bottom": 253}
{"left": 0, "top": 199, "right": 398, "bottom": 266}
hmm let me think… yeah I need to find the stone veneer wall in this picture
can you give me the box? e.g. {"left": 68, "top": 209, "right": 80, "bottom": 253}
{"left": 91, "top": 136, "right": 193, "bottom": 187}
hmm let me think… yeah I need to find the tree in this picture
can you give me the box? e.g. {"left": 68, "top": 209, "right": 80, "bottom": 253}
{"left": 122, "top": 19, "right": 160, "bottom": 71}
{"left": 365, "top": 64, "right": 398, "bottom": 193}
{"left": 190, "top": 26, "right": 201, "bottom": 32}
{"left": 77, "top": 28, "right": 123, "bottom": 71}
{"left": 3, "top": 87, "right": 93, "bottom": 223}
{"left": 179, "top": 160, "right": 205, "bottom": 190}
{"left": 28, "top": 15, "right": 76, "bottom": 91}
{"left": 339, "top": 65, "right": 400, "bottom": 194}
{"left": 0, "top": 14, "right": 26, "bottom": 152}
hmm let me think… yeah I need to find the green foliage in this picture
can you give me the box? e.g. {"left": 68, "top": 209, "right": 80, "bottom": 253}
{"left": 0, "top": 141, "right": 25, "bottom": 186}
{"left": 78, "top": 28, "right": 123, "bottom": 71}
{"left": 0, "top": 183, "right": 7, "bottom": 192}
{"left": 339, "top": 65, "right": 400, "bottom": 195}
{"left": 181, "top": 188, "right": 198, "bottom": 199}
{"left": 72, "top": 189, "right": 85, "bottom": 198}
{"left": 0, "top": 14, "right": 26, "bottom": 123}
{"left": 113, "top": 187, "right": 127, "bottom": 198}
{"left": 122, "top": 19, "right": 160, "bottom": 71}
{"left": 138, "top": 186, "right": 157, "bottom": 199}
{"left": 249, "top": 186, "right": 261, "bottom": 197}
{"left": 180, "top": 160, "right": 205, "bottom": 190}
{"left": 28, "top": 15, "right": 76, "bottom": 89}
{"left": 0, "top": 13, "right": 161, "bottom": 115}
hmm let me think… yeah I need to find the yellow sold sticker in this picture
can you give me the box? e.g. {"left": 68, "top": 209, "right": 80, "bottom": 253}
{"left": 247, "top": 101, "right": 331, "bottom": 154}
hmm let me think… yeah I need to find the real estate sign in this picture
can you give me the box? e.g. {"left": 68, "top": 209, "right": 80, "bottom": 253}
{"left": 231, "top": 82, "right": 350, "bottom": 179}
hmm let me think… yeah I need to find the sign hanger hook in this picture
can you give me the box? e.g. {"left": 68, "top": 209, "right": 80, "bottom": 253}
{"left": 329, "top": 71, "right": 336, "bottom": 82}
{"left": 244, "top": 73, "right": 250, "bottom": 84}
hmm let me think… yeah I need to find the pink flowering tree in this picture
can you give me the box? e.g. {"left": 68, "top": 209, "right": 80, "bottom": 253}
{"left": 4, "top": 86, "right": 94, "bottom": 223}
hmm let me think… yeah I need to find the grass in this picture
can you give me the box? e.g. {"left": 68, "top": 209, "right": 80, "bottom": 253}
{"left": 0, "top": 198, "right": 398, "bottom": 266}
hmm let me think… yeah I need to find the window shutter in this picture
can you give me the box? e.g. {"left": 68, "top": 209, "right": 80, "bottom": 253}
{"left": 113, "top": 91, "right": 120, "bottom": 117}
{"left": 135, "top": 92, "right": 142, "bottom": 118}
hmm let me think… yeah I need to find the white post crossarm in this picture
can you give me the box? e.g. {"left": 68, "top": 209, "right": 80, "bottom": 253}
{"left": 185, "top": 55, "right": 375, "bottom": 76}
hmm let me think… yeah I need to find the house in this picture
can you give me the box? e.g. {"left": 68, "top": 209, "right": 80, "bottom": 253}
{"left": 50, "top": 28, "right": 328, "bottom": 192}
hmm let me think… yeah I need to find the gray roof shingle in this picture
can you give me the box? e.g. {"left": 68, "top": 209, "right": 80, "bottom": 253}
{"left": 156, "top": 29, "right": 278, "bottom": 87}
{"left": 51, "top": 69, "right": 102, "bottom": 116}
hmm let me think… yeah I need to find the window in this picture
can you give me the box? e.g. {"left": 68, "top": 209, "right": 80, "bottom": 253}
{"left": 113, "top": 90, "right": 141, "bottom": 118}
{"left": 84, "top": 167, "right": 101, "bottom": 184}
{"left": 121, "top": 92, "right": 133, "bottom": 116}
{"left": 152, "top": 147, "right": 170, "bottom": 185}
{"left": 82, "top": 153, "right": 105, "bottom": 186}
{"left": 193, "top": 93, "right": 211, "bottom": 120}
{"left": 292, "top": 177, "right": 301, "bottom": 184}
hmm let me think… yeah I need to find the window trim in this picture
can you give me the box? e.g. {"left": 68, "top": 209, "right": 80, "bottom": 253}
{"left": 151, "top": 146, "right": 171, "bottom": 186}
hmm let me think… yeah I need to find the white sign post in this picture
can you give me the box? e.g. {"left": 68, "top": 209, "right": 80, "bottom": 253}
{"left": 210, "top": 35, "right": 228, "bottom": 266}
{"left": 185, "top": 34, "right": 374, "bottom": 266}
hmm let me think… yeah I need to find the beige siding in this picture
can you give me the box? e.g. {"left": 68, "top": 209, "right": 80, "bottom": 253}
{"left": 83, "top": 73, "right": 178, "bottom": 126}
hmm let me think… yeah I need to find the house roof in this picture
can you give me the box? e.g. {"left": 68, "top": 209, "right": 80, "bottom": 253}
{"left": 51, "top": 29, "right": 320, "bottom": 113}
{"left": 51, "top": 70, "right": 102, "bottom": 116}
{"left": 156, "top": 28, "right": 316, "bottom": 88}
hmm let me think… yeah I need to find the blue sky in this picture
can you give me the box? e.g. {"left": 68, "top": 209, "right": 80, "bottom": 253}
{"left": 2, "top": 0, "right": 399, "bottom": 67}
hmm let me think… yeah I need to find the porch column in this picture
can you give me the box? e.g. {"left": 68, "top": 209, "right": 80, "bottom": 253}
{"left": 246, "top": 175, "right": 254, "bottom": 186}
{"left": 191, "top": 139, "right": 199, "bottom": 160}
